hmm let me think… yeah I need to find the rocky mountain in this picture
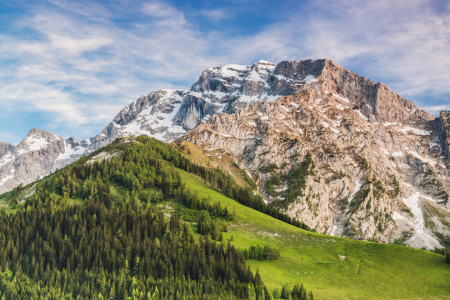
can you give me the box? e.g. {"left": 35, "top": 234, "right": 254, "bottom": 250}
{"left": 1, "top": 58, "right": 450, "bottom": 249}
{"left": 0, "top": 129, "right": 86, "bottom": 193}
{"left": 85, "top": 60, "right": 316, "bottom": 149}
{"left": 0, "top": 60, "right": 305, "bottom": 193}
{"left": 180, "top": 59, "right": 450, "bottom": 249}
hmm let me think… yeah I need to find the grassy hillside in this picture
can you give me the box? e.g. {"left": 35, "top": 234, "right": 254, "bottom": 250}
{"left": 177, "top": 169, "right": 450, "bottom": 299}
{"left": 173, "top": 141, "right": 254, "bottom": 189}
{"left": 1, "top": 137, "right": 449, "bottom": 299}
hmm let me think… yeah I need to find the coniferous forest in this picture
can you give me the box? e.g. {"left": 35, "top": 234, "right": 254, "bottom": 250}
{"left": 0, "top": 136, "right": 314, "bottom": 300}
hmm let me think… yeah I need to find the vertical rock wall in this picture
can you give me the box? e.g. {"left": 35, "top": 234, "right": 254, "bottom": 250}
{"left": 438, "top": 111, "right": 450, "bottom": 160}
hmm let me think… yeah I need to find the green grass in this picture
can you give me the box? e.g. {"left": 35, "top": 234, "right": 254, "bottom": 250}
{"left": 178, "top": 169, "right": 450, "bottom": 300}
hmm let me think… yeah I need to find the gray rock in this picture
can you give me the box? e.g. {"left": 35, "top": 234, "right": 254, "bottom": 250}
{"left": 438, "top": 111, "right": 450, "bottom": 161}
{"left": 0, "top": 142, "right": 14, "bottom": 158}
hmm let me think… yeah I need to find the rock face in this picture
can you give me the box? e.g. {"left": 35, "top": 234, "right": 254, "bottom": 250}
{"left": 438, "top": 111, "right": 450, "bottom": 160}
{"left": 0, "top": 129, "right": 87, "bottom": 193}
{"left": 86, "top": 89, "right": 187, "bottom": 149}
{"left": 181, "top": 59, "right": 450, "bottom": 249}
{"left": 0, "top": 142, "right": 14, "bottom": 158}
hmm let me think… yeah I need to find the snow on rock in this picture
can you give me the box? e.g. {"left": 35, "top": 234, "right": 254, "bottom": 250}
{"left": 407, "top": 151, "right": 437, "bottom": 166}
{"left": 354, "top": 110, "right": 368, "bottom": 122}
{"left": 392, "top": 151, "right": 404, "bottom": 157}
{"left": 402, "top": 193, "right": 442, "bottom": 249}
{"left": 57, "top": 141, "right": 87, "bottom": 161}
{"left": 346, "top": 180, "right": 362, "bottom": 212}
{"left": 380, "top": 148, "right": 390, "bottom": 156}
{"left": 396, "top": 126, "right": 431, "bottom": 136}
{"left": 16, "top": 132, "right": 51, "bottom": 155}
{"left": 0, "top": 169, "right": 15, "bottom": 186}
{"left": 393, "top": 212, "right": 405, "bottom": 220}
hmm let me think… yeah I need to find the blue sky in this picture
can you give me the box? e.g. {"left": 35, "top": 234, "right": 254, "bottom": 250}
{"left": 0, "top": 0, "right": 449, "bottom": 145}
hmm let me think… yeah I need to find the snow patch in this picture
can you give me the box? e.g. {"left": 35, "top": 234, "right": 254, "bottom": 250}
{"left": 16, "top": 133, "right": 52, "bottom": 156}
{"left": 396, "top": 126, "right": 431, "bottom": 136}
{"left": 393, "top": 212, "right": 405, "bottom": 220}
{"left": 380, "top": 148, "right": 390, "bottom": 156}
{"left": 354, "top": 110, "right": 368, "bottom": 121}
{"left": 336, "top": 104, "right": 345, "bottom": 110}
{"left": 346, "top": 180, "right": 362, "bottom": 211}
{"left": 407, "top": 151, "right": 437, "bottom": 166}
{"left": 402, "top": 193, "right": 442, "bottom": 249}
{"left": 332, "top": 93, "right": 351, "bottom": 103}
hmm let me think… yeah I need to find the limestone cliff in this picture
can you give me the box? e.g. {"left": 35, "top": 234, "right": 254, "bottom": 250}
{"left": 180, "top": 59, "right": 450, "bottom": 249}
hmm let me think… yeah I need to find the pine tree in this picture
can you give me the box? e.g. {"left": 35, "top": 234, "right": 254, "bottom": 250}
{"left": 281, "top": 285, "right": 287, "bottom": 299}
{"left": 247, "top": 284, "right": 256, "bottom": 300}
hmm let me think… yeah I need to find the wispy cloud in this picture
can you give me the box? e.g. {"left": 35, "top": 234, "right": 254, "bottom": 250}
{"left": 0, "top": 1, "right": 219, "bottom": 141}
{"left": 200, "top": 9, "right": 231, "bottom": 21}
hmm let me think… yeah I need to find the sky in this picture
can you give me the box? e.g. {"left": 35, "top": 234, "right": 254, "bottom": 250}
{"left": 0, "top": 0, "right": 449, "bottom": 145}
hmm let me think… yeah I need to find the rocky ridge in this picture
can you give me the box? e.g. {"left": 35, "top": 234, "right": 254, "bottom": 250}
{"left": 180, "top": 59, "right": 450, "bottom": 249}
{"left": 86, "top": 60, "right": 320, "bottom": 149}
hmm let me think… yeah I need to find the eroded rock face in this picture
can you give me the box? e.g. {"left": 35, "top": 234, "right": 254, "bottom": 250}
{"left": 438, "top": 111, "right": 450, "bottom": 161}
{"left": 180, "top": 59, "right": 450, "bottom": 248}
{"left": 86, "top": 90, "right": 187, "bottom": 149}
{"left": 0, "top": 142, "right": 14, "bottom": 158}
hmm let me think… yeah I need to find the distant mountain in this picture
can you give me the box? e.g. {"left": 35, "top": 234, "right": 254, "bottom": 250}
{"left": 0, "top": 142, "right": 14, "bottom": 158}
{"left": 0, "top": 128, "right": 86, "bottom": 193}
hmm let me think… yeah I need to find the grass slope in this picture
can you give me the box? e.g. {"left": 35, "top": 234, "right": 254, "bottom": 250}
{"left": 173, "top": 141, "right": 252, "bottom": 188}
{"left": 178, "top": 169, "right": 450, "bottom": 299}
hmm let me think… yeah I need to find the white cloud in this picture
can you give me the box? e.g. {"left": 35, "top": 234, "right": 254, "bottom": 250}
{"left": 0, "top": 1, "right": 225, "bottom": 141}
{"left": 201, "top": 9, "right": 230, "bottom": 21}
{"left": 142, "top": 1, "right": 185, "bottom": 20}
{"left": 419, "top": 105, "right": 450, "bottom": 116}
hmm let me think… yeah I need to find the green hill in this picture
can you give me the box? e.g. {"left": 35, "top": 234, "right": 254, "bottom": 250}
{"left": 1, "top": 136, "right": 449, "bottom": 299}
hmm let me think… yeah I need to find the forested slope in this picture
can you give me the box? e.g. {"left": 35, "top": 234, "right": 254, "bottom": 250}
{"left": 0, "top": 137, "right": 313, "bottom": 300}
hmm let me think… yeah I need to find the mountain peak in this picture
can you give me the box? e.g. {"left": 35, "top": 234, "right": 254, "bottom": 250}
{"left": 255, "top": 60, "right": 276, "bottom": 65}
{"left": 27, "top": 128, "right": 55, "bottom": 137}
